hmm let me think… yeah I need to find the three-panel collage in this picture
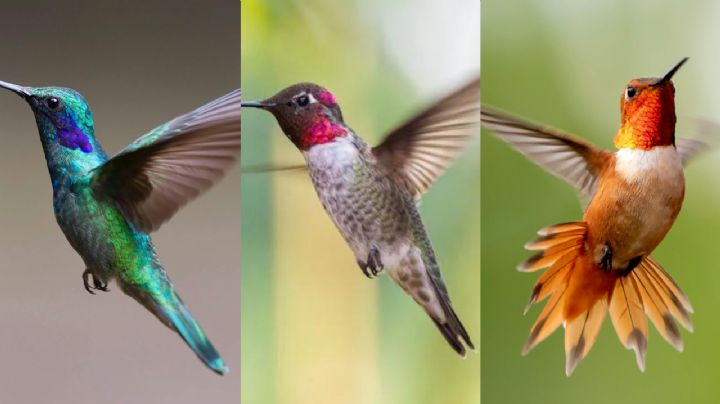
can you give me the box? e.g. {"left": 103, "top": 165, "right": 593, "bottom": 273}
{"left": 8, "top": 1, "right": 720, "bottom": 403}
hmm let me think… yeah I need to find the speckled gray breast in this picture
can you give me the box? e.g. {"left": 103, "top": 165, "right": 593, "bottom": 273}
{"left": 305, "top": 136, "right": 414, "bottom": 264}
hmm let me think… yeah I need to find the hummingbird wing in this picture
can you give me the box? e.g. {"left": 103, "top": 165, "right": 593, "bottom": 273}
{"left": 675, "top": 118, "right": 720, "bottom": 164}
{"left": 481, "top": 107, "right": 611, "bottom": 205}
{"left": 241, "top": 163, "right": 307, "bottom": 174}
{"left": 90, "top": 89, "right": 241, "bottom": 232}
{"left": 675, "top": 138, "right": 710, "bottom": 166}
{"left": 676, "top": 138, "right": 708, "bottom": 165}
{"left": 372, "top": 76, "right": 480, "bottom": 199}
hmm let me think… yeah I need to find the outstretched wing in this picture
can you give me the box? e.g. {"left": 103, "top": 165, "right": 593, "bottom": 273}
{"left": 481, "top": 107, "right": 611, "bottom": 205}
{"left": 372, "top": 76, "right": 480, "bottom": 198}
{"left": 90, "top": 89, "right": 241, "bottom": 232}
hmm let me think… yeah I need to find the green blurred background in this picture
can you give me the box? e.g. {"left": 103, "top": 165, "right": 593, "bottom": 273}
{"left": 482, "top": 0, "right": 720, "bottom": 403}
{"left": 241, "top": 1, "right": 479, "bottom": 403}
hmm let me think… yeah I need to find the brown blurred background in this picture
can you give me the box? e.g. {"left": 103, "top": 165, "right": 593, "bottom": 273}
{"left": 0, "top": 1, "right": 239, "bottom": 403}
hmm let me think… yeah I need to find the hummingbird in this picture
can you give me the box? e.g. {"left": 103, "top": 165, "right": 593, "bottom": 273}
{"left": 243, "top": 77, "right": 479, "bottom": 355}
{"left": 0, "top": 80, "right": 241, "bottom": 375}
{"left": 481, "top": 58, "right": 703, "bottom": 375}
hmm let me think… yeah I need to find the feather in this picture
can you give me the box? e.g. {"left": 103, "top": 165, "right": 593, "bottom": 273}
{"left": 481, "top": 107, "right": 611, "bottom": 207}
{"left": 632, "top": 256, "right": 693, "bottom": 351}
{"left": 609, "top": 275, "right": 648, "bottom": 371}
{"left": 90, "top": 89, "right": 241, "bottom": 232}
{"left": 564, "top": 299, "right": 607, "bottom": 376}
{"left": 523, "top": 222, "right": 587, "bottom": 352}
{"left": 372, "top": 76, "right": 479, "bottom": 198}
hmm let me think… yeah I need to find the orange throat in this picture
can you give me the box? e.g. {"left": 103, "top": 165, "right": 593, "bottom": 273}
{"left": 614, "top": 122, "right": 674, "bottom": 150}
{"left": 615, "top": 92, "right": 676, "bottom": 150}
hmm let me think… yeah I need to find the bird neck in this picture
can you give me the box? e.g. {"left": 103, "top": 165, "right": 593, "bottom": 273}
{"left": 297, "top": 116, "right": 348, "bottom": 150}
{"left": 614, "top": 98, "right": 676, "bottom": 150}
{"left": 34, "top": 120, "right": 108, "bottom": 189}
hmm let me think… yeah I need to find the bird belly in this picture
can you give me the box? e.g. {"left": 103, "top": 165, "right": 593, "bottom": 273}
{"left": 306, "top": 140, "right": 413, "bottom": 267}
{"left": 54, "top": 188, "right": 156, "bottom": 282}
{"left": 585, "top": 146, "right": 684, "bottom": 268}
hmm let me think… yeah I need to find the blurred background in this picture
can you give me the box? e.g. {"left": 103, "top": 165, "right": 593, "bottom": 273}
{"left": 0, "top": 2, "right": 239, "bottom": 403}
{"left": 241, "top": 1, "right": 479, "bottom": 403}
{"left": 483, "top": 0, "right": 720, "bottom": 403}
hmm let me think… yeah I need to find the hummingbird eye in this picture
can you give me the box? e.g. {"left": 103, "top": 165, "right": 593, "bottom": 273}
{"left": 46, "top": 97, "right": 61, "bottom": 110}
{"left": 296, "top": 94, "right": 310, "bottom": 107}
{"left": 625, "top": 86, "right": 637, "bottom": 99}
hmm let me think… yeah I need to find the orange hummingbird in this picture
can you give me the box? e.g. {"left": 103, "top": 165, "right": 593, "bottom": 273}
{"left": 481, "top": 58, "right": 706, "bottom": 375}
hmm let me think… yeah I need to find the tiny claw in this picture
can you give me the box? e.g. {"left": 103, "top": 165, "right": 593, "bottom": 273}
{"left": 93, "top": 276, "right": 109, "bottom": 292}
{"left": 367, "top": 246, "right": 384, "bottom": 277}
{"left": 83, "top": 269, "right": 109, "bottom": 294}
{"left": 357, "top": 260, "right": 372, "bottom": 278}
{"left": 82, "top": 269, "right": 95, "bottom": 295}
{"left": 599, "top": 244, "right": 613, "bottom": 272}
{"left": 357, "top": 246, "right": 384, "bottom": 278}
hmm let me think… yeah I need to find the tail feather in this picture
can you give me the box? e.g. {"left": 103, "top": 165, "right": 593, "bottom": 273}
{"left": 428, "top": 278, "right": 475, "bottom": 357}
{"left": 392, "top": 244, "right": 474, "bottom": 356}
{"left": 537, "top": 221, "right": 588, "bottom": 236}
{"left": 524, "top": 233, "right": 584, "bottom": 250}
{"left": 643, "top": 256, "right": 694, "bottom": 320}
{"left": 564, "top": 299, "right": 607, "bottom": 376}
{"left": 609, "top": 275, "right": 648, "bottom": 371}
{"left": 520, "top": 239, "right": 584, "bottom": 272}
{"left": 119, "top": 280, "right": 228, "bottom": 375}
{"left": 634, "top": 257, "right": 693, "bottom": 346}
{"left": 523, "top": 284, "right": 567, "bottom": 355}
{"left": 521, "top": 221, "right": 692, "bottom": 375}
{"left": 521, "top": 224, "right": 585, "bottom": 273}
{"left": 525, "top": 248, "right": 581, "bottom": 313}
{"left": 633, "top": 270, "right": 683, "bottom": 351}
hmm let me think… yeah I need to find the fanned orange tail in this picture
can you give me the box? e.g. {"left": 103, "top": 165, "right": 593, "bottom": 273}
{"left": 520, "top": 222, "right": 693, "bottom": 375}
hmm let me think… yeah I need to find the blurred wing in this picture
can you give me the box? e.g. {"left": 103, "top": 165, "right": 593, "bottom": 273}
{"left": 481, "top": 107, "right": 610, "bottom": 205}
{"left": 91, "top": 89, "right": 241, "bottom": 233}
{"left": 372, "top": 76, "right": 480, "bottom": 198}
{"left": 241, "top": 163, "right": 307, "bottom": 174}
{"left": 676, "top": 138, "right": 707, "bottom": 165}
{"left": 675, "top": 118, "right": 720, "bottom": 165}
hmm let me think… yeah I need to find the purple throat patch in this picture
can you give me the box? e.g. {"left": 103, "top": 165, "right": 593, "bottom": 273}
{"left": 57, "top": 127, "right": 93, "bottom": 153}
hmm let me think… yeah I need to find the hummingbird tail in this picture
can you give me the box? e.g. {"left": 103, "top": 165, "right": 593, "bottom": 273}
{"left": 428, "top": 283, "right": 475, "bottom": 357}
{"left": 521, "top": 222, "right": 693, "bottom": 375}
{"left": 395, "top": 247, "right": 475, "bottom": 357}
{"left": 119, "top": 280, "right": 229, "bottom": 375}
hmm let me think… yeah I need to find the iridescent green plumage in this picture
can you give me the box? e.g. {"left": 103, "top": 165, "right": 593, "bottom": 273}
{"left": 0, "top": 80, "right": 240, "bottom": 375}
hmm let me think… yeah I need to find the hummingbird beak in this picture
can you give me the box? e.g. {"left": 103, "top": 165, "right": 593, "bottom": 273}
{"left": 0, "top": 80, "right": 30, "bottom": 99}
{"left": 242, "top": 100, "right": 273, "bottom": 109}
{"left": 653, "top": 57, "right": 689, "bottom": 87}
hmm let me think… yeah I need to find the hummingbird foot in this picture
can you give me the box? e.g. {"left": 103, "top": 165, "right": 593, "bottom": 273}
{"left": 82, "top": 269, "right": 109, "bottom": 294}
{"left": 357, "top": 246, "right": 384, "bottom": 278}
{"left": 599, "top": 244, "right": 613, "bottom": 272}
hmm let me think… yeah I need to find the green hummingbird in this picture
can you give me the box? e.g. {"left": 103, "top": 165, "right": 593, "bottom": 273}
{"left": 243, "top": 77, "right": 479, "bottom": 355}
{"left": 0, "top": 80, "right": 240, "bottom": 375}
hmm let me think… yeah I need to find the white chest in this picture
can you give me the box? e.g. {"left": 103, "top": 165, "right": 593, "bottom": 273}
{"left": 304, "top": 136, "right": 359, "bottom": 174}
{"left": 614, "top": 145, "right": 683, "bottom": 186}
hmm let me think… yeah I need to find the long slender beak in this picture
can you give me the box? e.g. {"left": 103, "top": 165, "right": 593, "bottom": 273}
{"left": 0, "top": 80, "right": 30, "bottom": 98}
{"left": 653, "top": 57, "right": 689, "bottom": 87}
{"left": 242, "top": 100, "right": 272, "bottom": 109}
